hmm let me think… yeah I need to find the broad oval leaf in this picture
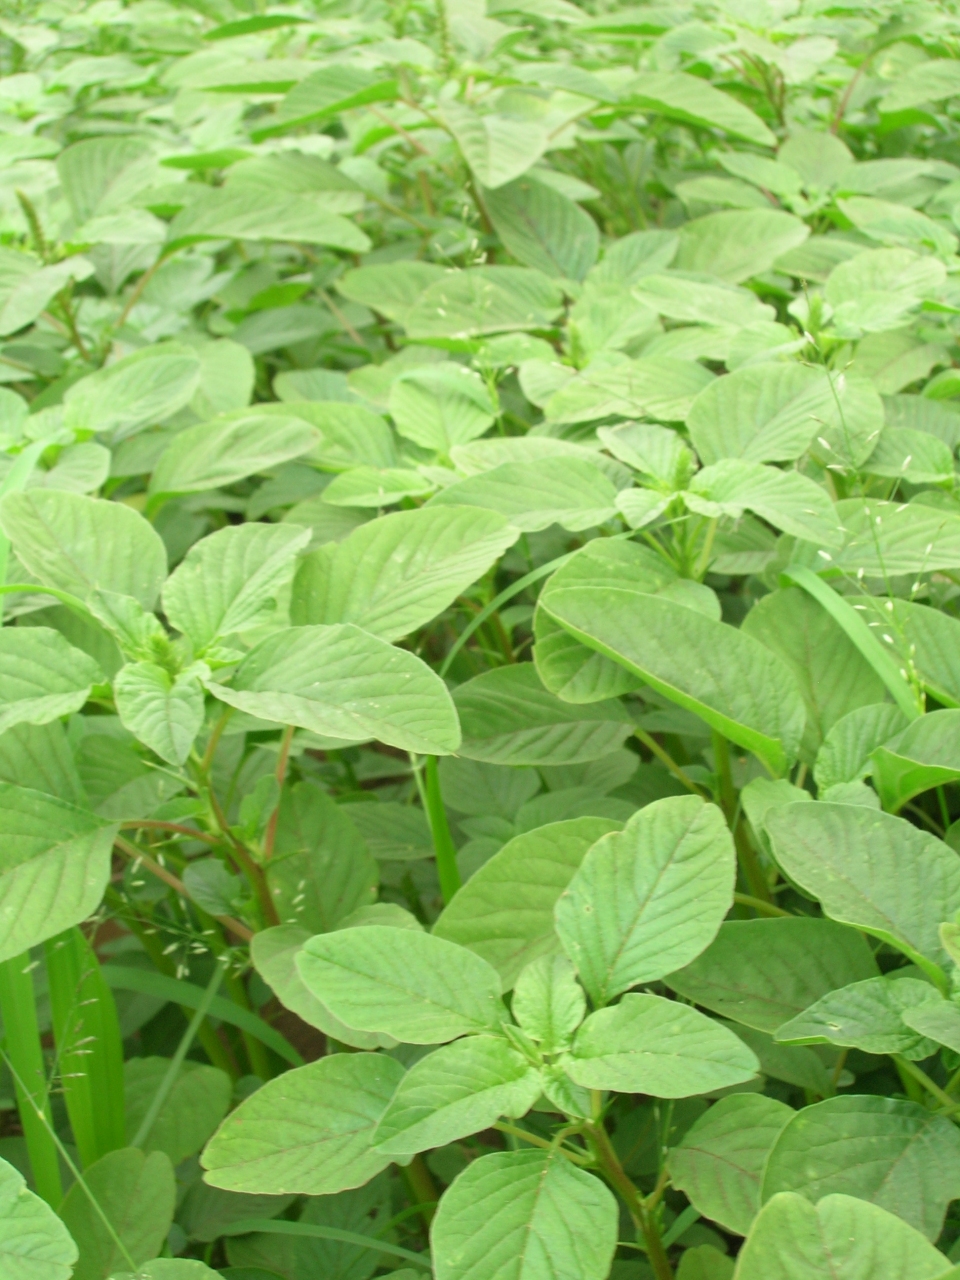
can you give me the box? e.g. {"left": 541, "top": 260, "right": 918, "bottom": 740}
{"left": 373, "top": 1035, "right": 541, "bottom": 1155}
{"left": 427, "top": 457, "right": 619, "bottom": 533}
{"left": 871, "top": 709, "right": 960, "bottom": 812}
{"left": 432, "top": 1149, "right": 618, "bottom": 1280}
{"left": 453, "top": 665, "right": 633, "bottom": 766}
{"left": 766, "top": 802, "right": 960, "bottom": 985}
{"left": 539, "top": 582, "right": 805, "bottom": 774}
{"left": 554, "top": 796, "right": 735, "bottom": 1005}
{"left": 668, "top": 1094, "right": 794, "bottom": 1236}
{"left": 291, "top": 507, "right": 519, "bottom": 642}
{"left": 114, "top": 663, "right": 205, "bottom": 765}
{"left": 0, "top": 786, "right": 117, "bottom": 964}
{"left": 0, "top": 490, "right": 167, "bottom": 608}
{"left": 150, "top": 411, "right": 319, "bottom": 497}
{"left": 433, "top": 817, "right": 622, "bottom": 988}
{"left": 62, "top": 344, "right": 201, "bottom": 442}
{"left": 0, "top": 627, "right": 101, "bottom": 734}
{"left": 762, "top": 1095, "right": 960, "bottom": 1241}
{"left": 296, "top": 926, "right": 505, "bottom": 1043}
{"left": 251, "top": 925, "right": 391, "bottom": 1051}
{"left": 565, "top": 994, "right": 759, "bottom": 1096}
{"left": 665, "top": 918, "right": 880, "bottom": 1032}
{"left": 162, "top": 522, "right": 312, "bottom": 652}
{"left": 736, "top": 1192, "right": 954, "bottom": 1280}
{"left": 0, "top": 1155, "right": 78, "bottom": 1280}
{"left": 208, "top": 623, "right": 461, "bottom": 755}
{"left": 201, "top": 1053, "right": 404, "bottom": 1194}
{"left": 774, "top": 975, "right": 939, "bottom": 1060}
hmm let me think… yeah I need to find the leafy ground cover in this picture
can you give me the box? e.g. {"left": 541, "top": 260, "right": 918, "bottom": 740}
{"left": 4, "top": 0, "right": 960, "bottom": 1277}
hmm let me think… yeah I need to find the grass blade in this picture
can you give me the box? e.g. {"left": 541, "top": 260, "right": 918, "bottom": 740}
{"left": 219, "top": 1217, "right": 432, "bottom": 1268}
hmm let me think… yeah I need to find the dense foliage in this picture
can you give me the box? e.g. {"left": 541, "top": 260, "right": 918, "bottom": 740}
{"left": 5, "top": 0, "right": 960, "bottom": 1278}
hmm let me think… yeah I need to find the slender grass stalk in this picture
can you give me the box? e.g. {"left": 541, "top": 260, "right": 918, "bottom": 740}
{"left": 131, "top": 958, "right": 226, "bottom": 1149}
{"left": 1, "top": 1048, "right": 137, "bottom": 1272}
{"left": 45, "top": 928, "right": 126, "bottom": 1167}
{"left": 423, "top": 755, "right": 460, "bottom": 904}
{"left": 0, "top": 956, "right": 61, "bottom": 1206}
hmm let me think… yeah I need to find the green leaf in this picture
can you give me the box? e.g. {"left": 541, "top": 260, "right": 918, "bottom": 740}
{"left": 484, "top": 177, "right": 599, "bottom": 280}
{"left": 149, "top": 411, "right": 319, "bottom": 498}
{"left": 258, "top": 64, "right": 396, "bottom": 136}
{"left": 442, "top": 101, "right": 549, "bottom": 189}
{"left": 336, "top": 262, "right": 447, "bottom": 325}
{"left": 0, "top": 1154, "right": 77, "bottom": 1280}
{"left": 432, "top": 1149, "right": 618, "bottom": 1280}
{"left": 736, "top": 1192, "right": 955, "bottom": 1280}
{"left": 774, "top": 976, "right": 940, "bottom": 1059}
{"left": 201, "top": 1054, "right": 404, "bottom": 1194}
{"left": 0, "top": 720, "right": 85, "bottom": 804}
{"left": 62, "top": 345, "right": 201, "bottom": 442}
{"left": 0, "top": 491, "right": 167, "bottom": 608}
{"left": 850, "top": 598, "right": 960, "bottom": 709}
{"left": 686, "top": 461, "right": 842, "bottom": 547}
{"left": 685, "top": 364, "right": 881, "bottom": 466}
{"left": 814, "top": 704, "right": 911, "bottom": 792}
{"left": 0, "top": 627, "right": 101, "bottom": 734}
{"left": 871, "top": 710, "right": 960, "bottom": 812}
{"left": 162, "top": 523, "right": 311, "bottom": 652}
{"left": 668, "top": 1095, "right": 794, "bottom": 1236}
{"left": 564, "top": 993, "right": 759, "bottom": 1095}
{"left": 268, "top": 783, "right": 378, "bottom": 932}
{"left": 633, "top": 272, "right": 773, "bottom": 328}
{"left": 434, "top": 817, "right": 621, "bottom": 987}
{"left": 762, "top": 1096, "right": 960, "bottom": 1241}
{"left": 0, "top": 786, "right": 117, "bottom": 964}
{"left": 543, "top": 358, "right": 714, "bottom": 426}
{"left": 297, "top": 926, "right": 505, "bottom": 1043}
{"left": 251, "top": 925, "right": 391, "bottom": 1051}
{"left": 321, "top": 467, "right": 434, "bottom": 507}
{"left": 277, "top": 402, "right": 397, "bottom": 470}
{"left": 740, "top": 588, "right": 887, "bottom": 761}
{"left": 167, "top": 189, "right": 370, "bottom": 252}
{"left": 452, "top": 665, "right": 633, "bottom": 766}
{"left": 624, "top": 71, "right": 775, "bottom": 145}
{"left": 674, "top": 210, "right": 808, "bottom": 283}
{"left": 59, "top": 1148, "right": 175, "bottom": 1280}
{"left": 125, "top": 1059, "right": 231, "bottom": 1165}
{"left": 829, "top": 499, "right": 960, "bottom": 577}
{"left": 427, "top": 457, "right": 619, "bottom": 533}
{"left": 766, "top": 803, "right": 960, "bottom": 986}
{"left": 113, "top": 662, "right": 205, "bottom": 765}
{"left": 389, "top": 365, "right": 496, "bottom": 451}
{"left": 291, "top": 507, "right": 518, "bottom": 642}
{"left": 404, "top": 267, "right": 564, "bottom": 339}
{"left": 511, "top": 955, "right": 585, "bottom": 1054}
{"left": 539, "top": 581, "right": 805, "bottom": 775}
{"left": 374, "top": 1035, "right": 541, "bottom": 1155}
{"left": 208, "top": 624, "right": 461, "bottom": 755}
{"left": 554, "top": 797, "right": 735, "bottom": 1005}
{"left": 902, "top": 997, "right": 960, "bottom": 1055}
{"left": 676, "top": 1246, "right": 734, "bottom": 1280}
{"left": 665, "top": 918, "right": 879, "bottom": 1032}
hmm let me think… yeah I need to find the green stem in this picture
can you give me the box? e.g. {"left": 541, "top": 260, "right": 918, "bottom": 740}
{"left": 400, "top": 1154, "right": 439, "bottom": 1230}
{"left": 132, "top": 959, "right": 226, "bottom": 1149}
{"left": 493, "top": 1121, "right": 592, "bottom": 1166}
{"left": 713, "top": 731, "right": 773, "bottom": 903}
{"left": 0, "top": 956, "right": 61, "bottom": 1206}
{"left": 894, "top": 1055, "right": 959, "bottom": 1113}
{"left": 588, "top": 1123, "right": 674, "bottom": 1280}
{"left": 423, "top": 756, "right": 460, "bottom": 904}
{"left": 635, "top": 729, "right": 708, "bottom": 800}
{"left": 225, "top": 969, "right": 273, "bottom": 1081}
{"left": 734, "top": 892, "right": 790, "bottom": 918}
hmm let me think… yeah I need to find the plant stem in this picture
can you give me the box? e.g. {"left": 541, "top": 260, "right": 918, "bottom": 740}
{"left": 493, "top": 1121, "right": 592, "bottom": 1165}
{"left": 0, "top": 956, "right": 61, "bottom": 1205}
{"left": 400, "top": 1154, "right": 438, "bottom": 1229}
{"left": 734, "top": 892, "right": 790, "bottom": 918}
{"left": 113, "top": 836, "right": 254, "bottom": 942}
{"left": 635, "top": 729, "right": 708, "bottom": 800}
{"left": 894, "top": 1055, "right": 959, "bottom": 1113}
{"left": 263, "top": 724, "right": 294, "bottom": 861}
{"left": 588, "top": 1122, "right": 674, "bottom": 1280}
{"left": 423, "top": 755, "right": 460, "bottom": 904}
{"left": 712, "top": 731, "right": 773, "bottom": 903}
